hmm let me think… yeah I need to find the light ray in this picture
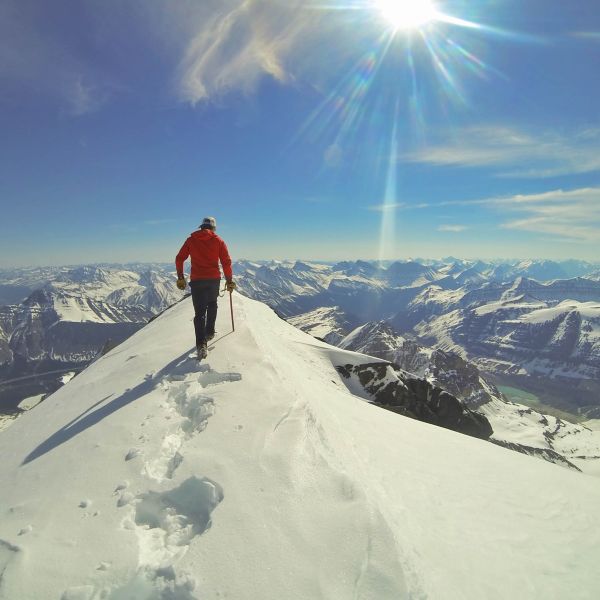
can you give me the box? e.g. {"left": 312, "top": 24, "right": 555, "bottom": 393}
{"left": 437, "top": 14, "right": 548, "bottom": 44}
{"left": 406, "top": 43, "right": 425, "bottom": 137}
{"left": 378, "top": 107, "right": 399, "bottom": 264}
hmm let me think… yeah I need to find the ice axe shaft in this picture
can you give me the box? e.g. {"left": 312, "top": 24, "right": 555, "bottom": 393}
{"left": 229, "top": 290, "right": 235, "bottom": 332}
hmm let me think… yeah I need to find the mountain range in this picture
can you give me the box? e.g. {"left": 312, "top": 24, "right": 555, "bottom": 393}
{"left": 0, "top": 265, "right": 180, "bottom": 412}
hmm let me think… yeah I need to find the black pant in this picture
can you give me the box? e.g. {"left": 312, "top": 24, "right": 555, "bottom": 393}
{"left": 190, "top": 279, "right": 221, "bottom": 346}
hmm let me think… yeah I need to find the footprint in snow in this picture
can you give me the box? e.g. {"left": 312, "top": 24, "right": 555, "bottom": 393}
{"left": 0, "top": 540, "right": 20, "bottom": 588}
{"left": 125, "top": 447, "right": 142, "bottom": 461}
{"left": 60, "top": 586, "right": 94, "bottom": 600}
{"left": 112, "top": 477, "right": 223, "bottom": 599}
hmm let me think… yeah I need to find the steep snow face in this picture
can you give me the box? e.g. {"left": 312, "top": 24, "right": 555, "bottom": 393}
{"left": 483, "top": 260, "right": 596, "bottom": 283}
{"left": 52, "top": 267, "right": 181, "bottom": 314}
{"left": 339, "top": 321, "right": 408, "bottom": 361}
{"left": 384, "top": 261, "right": 442, "bottom": 287}
{"left": 1, "top": 294, "right": 600, "bottom": 599}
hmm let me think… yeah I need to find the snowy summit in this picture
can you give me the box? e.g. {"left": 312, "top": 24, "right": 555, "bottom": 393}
{"left": 1, "top": 293, "right": 599, "bottom": 599}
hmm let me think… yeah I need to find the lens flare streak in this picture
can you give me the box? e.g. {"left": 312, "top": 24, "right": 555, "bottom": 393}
{"left": 295, "top": 0, "right": 530, "bottom": 257}
{"left": 294, "top": 32, "right": 395, "bottom": 148}
{"left": 420, "top": 32, "right": 466, "bottom": 106}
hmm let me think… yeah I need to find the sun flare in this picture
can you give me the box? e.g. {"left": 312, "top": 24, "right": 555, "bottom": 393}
{"left": 374, "top": 0, "right": 439, "bottom": 31}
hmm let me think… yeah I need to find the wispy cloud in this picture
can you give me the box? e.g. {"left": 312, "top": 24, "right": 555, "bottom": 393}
{"left": 443, "top": 187, "right": 600, "bottom": 242}
{"left": 324, "top": 143, "right": 343, "bottom": 168}
{"left": 176, "top": 1, "right": 353, "bottom": 104}
{"left": 403, "top": 125, "right": 600, "bottom": 178}
{"left": 68, "top": 78, "right": 109, "bottom": 116}
{"left": 570, "top": 31, "right": 600, "bottom": 41}
{"left": 438, "top": 224, "right": 468, "bottom": 232}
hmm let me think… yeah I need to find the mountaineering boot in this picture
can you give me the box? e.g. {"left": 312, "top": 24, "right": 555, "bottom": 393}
{"left": 197, "top": 341, "right": 208, "bottom": 360}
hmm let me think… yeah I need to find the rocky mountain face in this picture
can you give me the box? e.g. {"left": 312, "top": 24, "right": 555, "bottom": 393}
{"left": 416, "top": 298, "right": 600, "bottom": 382}
{"left": 6, "top": 285, "right": 146, "bottom": 365}
{"left": 337, "top": 321, "right": 499, "bottom": 407}
{"left": 336, "top": 361, "right": 494, "bottom": 440}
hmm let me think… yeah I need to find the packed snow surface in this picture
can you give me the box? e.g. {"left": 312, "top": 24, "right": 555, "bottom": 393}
{"left": 1, "top": 294, "right": 600, "bottom": 599}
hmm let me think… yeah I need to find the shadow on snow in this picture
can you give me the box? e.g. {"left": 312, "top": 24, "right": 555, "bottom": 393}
{"left": 21, "top": 350, "right": 196, "bottom": 465}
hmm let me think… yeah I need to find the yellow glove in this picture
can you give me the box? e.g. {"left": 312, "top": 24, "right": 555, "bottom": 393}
{"left": 225, "top": 279, "right": 236, "bottom": 292}
{"left": 176, "top": 276, "right": 186, "bottom": 290}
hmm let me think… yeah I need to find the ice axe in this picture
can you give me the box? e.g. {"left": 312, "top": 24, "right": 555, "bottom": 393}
{"left": 221, "top": 282, "right": 235, "bottom": 332}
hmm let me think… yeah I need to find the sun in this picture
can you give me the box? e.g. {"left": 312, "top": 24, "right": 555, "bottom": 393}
{"left": 374, "top": 0, "right": 439, "bottom": 31}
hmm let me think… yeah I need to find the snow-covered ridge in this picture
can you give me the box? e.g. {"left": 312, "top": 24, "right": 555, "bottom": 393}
{"left": 1, "top": 293, "right": 600, "bottom": 599}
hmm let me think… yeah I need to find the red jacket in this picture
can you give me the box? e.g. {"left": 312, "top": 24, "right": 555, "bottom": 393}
{"left": 176, "top": 229, "right": 233, "bottom": 281}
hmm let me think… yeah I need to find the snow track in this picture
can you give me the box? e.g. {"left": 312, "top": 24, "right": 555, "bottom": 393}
{"left": 111, "top": 357, "right": 240, "bottom": 598}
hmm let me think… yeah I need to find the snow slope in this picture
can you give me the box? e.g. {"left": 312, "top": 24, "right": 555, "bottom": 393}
{"left": 1, "top": 294, "right": 600, "bottom": 599}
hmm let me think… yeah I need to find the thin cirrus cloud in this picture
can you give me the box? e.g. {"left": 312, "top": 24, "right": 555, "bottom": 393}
{"left": 1, "top": 0, "right": 351, "bottom": 112}
{"left": 570, "top": 31, "right": 600, "bottom": 41}
{"left": 403, "top": 126, "right": 600, "bottom": 179}
{"left": 441, "top": 187, "right": 600, "bottom": 243}
{"left": 438, "top": 224, "right": 468, "bottom": 232}
{"left": 176, "top": 0, "right": 351, "bottom": 104}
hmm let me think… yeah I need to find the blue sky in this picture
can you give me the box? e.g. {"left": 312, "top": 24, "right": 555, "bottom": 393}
{"left": 1, "top": 0, "right": 599, "bottom": 266}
